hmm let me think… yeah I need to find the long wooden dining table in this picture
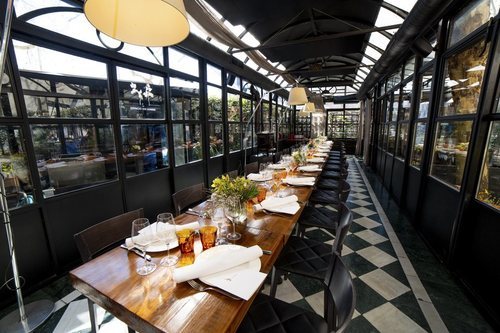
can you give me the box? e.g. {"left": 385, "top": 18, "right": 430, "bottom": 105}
{"left": 70, "top": 170, "right": 323, "bottom": 333}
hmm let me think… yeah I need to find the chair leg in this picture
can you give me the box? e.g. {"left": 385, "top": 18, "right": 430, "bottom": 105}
{"left": 269, "top": 267, "right": 280, "bottom": 298}
{"left": 87, "top": 298, "right": 98, "bottom": 333}
{"left": 127, "top": 327, "right": 135, "bottom": 333}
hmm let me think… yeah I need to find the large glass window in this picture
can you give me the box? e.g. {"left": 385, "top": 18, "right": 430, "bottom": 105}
{"left": 411, "top": 122, "right": 427, "bottom": 167}
{"left": 206, "top": 64, "right": 222, "bottom": 86}
{"left": 208, "top": 123, "right": 224, "bottom": 157}
{"left": 168, "top": 48, "right": 199, "bottom": 77}
{"left": 477, "top": 122, "right": 500, "bottom": 210}
{"left": 228, "top": 123, "right": 241, "bottom": 152}
{"left": 396, "top": 123, "right": 409, "bottom": 159}
{"left": 449, "top": 0, "right": 498, "bottom": 47}
{"left": 326, "top": 108, "right": 360, "bottom": 139}
{"left": 0, "top": 125, "right": 34, "bottom": 208}
{"left": 207, "top": 84, "right": 223, "bottom": 158}
{"left": 170, "top": 78, "right": 200, "bottom": 121}
{"left": 172, "top": 123, "right": 202, "bottom": 166}
{"left": 411, "top": 69, "right": 433, "bottom": 168}
{"left": 227, "top": 93, "right": 240, "bottom": 122}
{"left": 387, "top": 123, "right": 397, "bottom": 153}
{"left": 207, "top": 86, "right": 222, "bottom": 121}
{"left": 1, "top": 67, "right": 19, "bottom": 117}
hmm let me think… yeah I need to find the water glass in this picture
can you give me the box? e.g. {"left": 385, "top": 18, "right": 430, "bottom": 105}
{"left": 224, "top": 197, "right": 242, "bottom": 241}
{"left": 156, "top": 212, "right": 178, "bottom": 267}
{"left": 131, "top": 218, "right": 157, "bottom": 275}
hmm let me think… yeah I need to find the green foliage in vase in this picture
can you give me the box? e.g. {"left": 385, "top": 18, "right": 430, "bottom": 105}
{"left": 211, "top": 175, "right": 259, "bottom": 201}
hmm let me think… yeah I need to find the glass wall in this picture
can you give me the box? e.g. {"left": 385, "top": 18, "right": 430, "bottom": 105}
{"left": 411, "top": 68, "right": 433, "bottom": 168}
{"left": 326, "top": 103, "right": 360, "bottom": 139}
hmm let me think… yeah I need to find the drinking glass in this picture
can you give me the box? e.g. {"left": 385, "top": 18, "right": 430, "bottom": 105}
{"left": 156, "top": 212, "right": 178, "bottom": 267}
{"left": 131, "top": 218, "right": 157, "bottom": 275}
{"left": 224, "top": 197, "right": 242, "bottom": 241}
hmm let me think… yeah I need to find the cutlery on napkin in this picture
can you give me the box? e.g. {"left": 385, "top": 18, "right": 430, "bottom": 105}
{"left": 253, "top": 195, "right": 300, "bottom": 215}
{"left": 124, "top": 221, "right": 200, "bottom": 250}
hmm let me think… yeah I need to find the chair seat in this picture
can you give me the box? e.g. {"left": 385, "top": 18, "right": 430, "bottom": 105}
{"left": 310, "top": 189, "right": 341, "bottom": 204}
{"left": 274, "top": 236, "right": 334, "bottom": 280}
{"left": 320, "top": 171, "right": 345, "bottom": 180}
{"left": 323, "top": 165, "right": 342, "bottom": 172}
{"left": 299, "top": 206, "right": 339, "bottom": 231}
{"left": 237, "top": 294, "right": 328, "bottom": 333}
{"left": 316, "top": 178, "right": 340, "bottom": 190}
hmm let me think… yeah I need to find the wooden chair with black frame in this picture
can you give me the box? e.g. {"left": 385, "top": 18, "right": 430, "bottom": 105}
{"left": 172, "top": 182, "right": 208, "bottom": 216}
{"left": 74, "top": 208, "right": 144, "bottom": 333}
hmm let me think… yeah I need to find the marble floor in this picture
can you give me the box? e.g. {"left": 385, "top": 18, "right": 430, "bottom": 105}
{"left": 0, "top": 157, "right": 495, "bottom": 332}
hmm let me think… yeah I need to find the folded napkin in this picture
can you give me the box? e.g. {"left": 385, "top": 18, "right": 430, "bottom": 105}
{"left": 307, "top": 157, "right": 325, "bottom": 163}
{"left": 267, "top": 163, "right": 287, "bottom": 170}
{"left": 173, "top": 245, "right": 263, "bottom": 284}
{"left": 283, "top": 177, "right": 315, "bottom": 186}
{"left": 125, "top": 222, "right": 200, "bottom": 249}
{"left": 247, "top": 173, "right": 271, "bottom": 181}
{"left": 298, "top": 165, "right": 322, "bottom": 172}
{"left": 202, "top": 268, "right": 267, "bottom": 300}
{"left": 253, "top": 195, "right": 300, "bottom": 215}
{"left": 314, "top": 153, "right": 328, "bottom": 157}
{"left": 317, "top": 149, "right": 330, "bottom": 153}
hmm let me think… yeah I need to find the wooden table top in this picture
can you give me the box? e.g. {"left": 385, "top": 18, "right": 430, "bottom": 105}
{"left": 69, "top": 170, "right": 322, "bottom": 333}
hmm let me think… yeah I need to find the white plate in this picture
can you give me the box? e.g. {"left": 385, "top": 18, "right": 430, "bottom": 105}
{"left": 247, "top": 174, "right": 272, "bottom": 182}
{"left": 197, "top": 245, "right": 261, "bottom": 286}
{"left": 147, "top": 239, "right": 178, "bottom": 252}
{"left": 267, "top": 164, "right": 287, "bottom": 170}
{"left": 298, "top": 165, "right": 322, "bottom": 172}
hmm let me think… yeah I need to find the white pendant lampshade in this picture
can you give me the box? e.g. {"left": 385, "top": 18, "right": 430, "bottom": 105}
{"left": 303, "top": 102, "right": 316, "bottom": 112}
{"left": 287, "top": 86, "right": 308, "bottom": 105}
{"left": 84, "top": 0, "right": 190, "bottom": 47}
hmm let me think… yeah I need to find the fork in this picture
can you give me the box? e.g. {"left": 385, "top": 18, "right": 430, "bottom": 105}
{"left": 187, "top": 279, "right": 241, "bottom": 300}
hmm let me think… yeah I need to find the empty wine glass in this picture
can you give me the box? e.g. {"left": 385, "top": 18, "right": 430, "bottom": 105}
{"left": 224, "top": 197, "right": 242, "bottom": 241}
{"left": 131, "top": 218, "right": 157, "bottom": 275}
{"left": 156, "top": 212, "right": 178, "bottom": 267}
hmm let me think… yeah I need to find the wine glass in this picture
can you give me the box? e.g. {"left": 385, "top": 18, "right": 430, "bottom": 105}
{"left": 156, "top": 212, "right": 178, "bottom": 267}
{"left": 131, "top": 218, "right": 157, "bottom": 275}
{"left": 224, "top": 197, "right": 242, "bottom": 241}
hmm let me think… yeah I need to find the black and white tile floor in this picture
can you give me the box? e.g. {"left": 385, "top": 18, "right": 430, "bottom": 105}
{"left": 7, "top": 157, "right": 492, "bottom": 332}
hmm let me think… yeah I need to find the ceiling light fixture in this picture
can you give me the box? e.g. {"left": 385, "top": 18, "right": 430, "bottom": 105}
{"left": 84, "top": 0, "right": 190, "bottom": 47}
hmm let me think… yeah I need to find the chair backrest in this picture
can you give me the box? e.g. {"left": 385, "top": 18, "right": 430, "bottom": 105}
{"left": 324, "top": 254, "right": 356, "bottom": 333}
{"left": 339, "top": 180, "right": 351, "bottom": 202}
{"left": 172, "top": 183, "right": 207, "bottom": 216}
{"left": 274, "top": 151, "right": 282, "bottom": 163}
{"left": 332, "top": 203, "right": 353, "bottom": 256}
{"left": 224, "top": 169, "right": 239, "bottom": 178}
{"left": 74, "top": 208, "right": 144, "bottom": 263}
{"left": 258, "top": 155, "right": 274, "bottom": 166}
{"left": 245, "top": 162, "right": 259, "bottom": 176}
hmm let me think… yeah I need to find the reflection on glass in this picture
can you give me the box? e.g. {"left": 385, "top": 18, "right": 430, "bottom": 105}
{"left": 430, "top": 121, "right": 473, "bottom": 189}
{"left": 169, "top": 48, "right": 199, "bottom": 77}
{"left": 209, "top": 123, "right": 224, "bottom": 157}
{"left": 384, "top": 98, "right": 391, "bottom": 122}
{"left": 206, "top": 64, "right": 221, "bottom": 86}
{"left": 227, "top": 93, "right": 240, "bottom": 122}
{"left": 411, "top": 122, "right": 427, "bottom": 167}
{"left": 439, "top": 39, "right": 489, "bottom": 116}
{"left": 449, "top": 0, "right": 497, "bottom": 46}
{"left": 418, "top": 70, "right": 433, "bottom": 118}
{"left": 117, "top": 67, "right": 164, "bottom": 119}
{"left": 392, "top": 92, "right": 399, "bottom": 122}
{"left": 207, "top": 85, "right": 222, "bottom": 121}
{"left": 121, "top": 124, "right": 168, "bottom": 176}
{"left": 170, "top": 77, "right": 200, "bottom": 120}
{"left": 1, "top": 69, "right": 18, "bottom": 117}
{"left": 401, "top": 81, "right": 412, "bottom": 120}
{"left": 0, "top": 126, "right": 34, "bottom": 208}
{"left": 31, "top": 124, "right": 117, "bottom": 194}
{"left": 404, "top": 57, "right": 415, "bottom": 79}
{"left": 387, "top": 124, "right": 396, "bottom": 153}
{"left": 242, "top": 98, "right": 252, "bottom": 122}
{"left": 228, "top": 123, "right": 241, "bottom": 152}
{"left": 227, "top": 73, "right": 240, "bottom": 90}
{"left": 173, "top": 124, "right": 203, "bottom": 166}
{"left": 242, "top": 80, "right": 252, "bottom": 95}
{"left": 396, "top": 123, "right": 409, "bottom": 160}
{"left": 477, "top": 122, "right": 500, "bottom": 209}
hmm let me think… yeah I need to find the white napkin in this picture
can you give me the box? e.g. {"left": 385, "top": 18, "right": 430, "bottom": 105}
{"left": 283, "top": 177, "right": 315, "bottom": 186}
{"left": 202, "top": 268, "right": 267, "bottom": 301}
{"left": 254, "top": 195, "right": 300, "bottom": 215}
{"left": 267, "top": 163, "right": 287, "bottom": 170}
{"left": 307, "top": 157, "right": 325, "bottom": 163}
{"left": 314, "top": 153, "right": 328, "bottom": 157}
{"left": 247, "top": 173, "right": 270, "bottom": 181}
{"left": 173, "top": 245, "right": 263, "bottom": 284}
{"left": 318, "top": 149, "right": 330, "bottom": 153}
{"left": 125, "top": 222, "right": 200, "bottom": 249}
{"left": 298, "top": 165, "right": 322, "bottom": 172}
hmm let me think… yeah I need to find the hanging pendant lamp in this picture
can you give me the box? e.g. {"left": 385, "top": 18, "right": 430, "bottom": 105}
{"left": 84, "top": 0, "right": 190, "bottom": 47}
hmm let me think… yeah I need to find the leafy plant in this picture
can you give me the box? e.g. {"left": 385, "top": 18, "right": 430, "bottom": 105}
{"left": 211, "top": 175, "right": 259, "bottom": 201}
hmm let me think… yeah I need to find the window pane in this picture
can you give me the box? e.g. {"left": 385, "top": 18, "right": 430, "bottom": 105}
{"left": 173, "top": 124, "right": 203, "bottom": 166}
{"left": 404, "top": 57, "right": 416, "bottom": 79}
{"left": 411, "top": 122, "right": 427, "bottom": 167}
{"left": 449, "top": 0, "right": 498, "bottom": 47}
{"left": 209, "top": 123, "right": 224, "bottom": 157}
{"left": 117, "top": 67, "right": 165, "bottom": 119}
{"left": 401, "top": 81, "right": 412, "bottom": 121}
{"left": 418, "top": 69, "right": 433, "bottom": 119}
{"left": 387, "top": 124, "right": 397, "bottom": 153}
{"left": 170, "top": 77, "right": 200, "bottom": 120}
{"left": 392, "top": 92, "right": 399, "bottom": 122}
{"left": 242, "top": 97, "right": 252, "bottom": 122}
{"left": 1, "top": 69, "right": 18, "bottom": 117}
{"left": 227, "top": 73, "right": 241, "bottom": 90}
{"left": 227, "top": 93, "right": 240, "bottom": 122}
{"left": 477, "top": 122, "right": 500, "bottom": 209}
{"left": 430, "top": 120, "right": 473, "bottom": 189}
{"left": 439, "top": 39, "right": 489, "bottom": 116}
{"left": 168, "top": 48, "right": 199, "bottom": 77}
{"left": 121, "top": 124, "right": 168, "bottom": 176}
{"left": 32, "top": 124, "right": 117, "bottom": 195}
{"left": 206, "top": 63, "right": 221, "bottom": 86}
{"left": 396, "top": 123, "right": 409, "bottom": 160}
{"left": 207, "top": 85, "right": 222, "bottom": 121}
{"left": 242, "top": 80, "right": 252, "bottom": 95}
{"left": 228, "top": 123, "right": 241, "bottom": 152}
{"left": 0, "top": 125, "right": 34, "bottom": 208}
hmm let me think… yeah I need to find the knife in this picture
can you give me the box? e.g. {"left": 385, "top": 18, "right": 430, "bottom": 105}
{"left": 120, "top": 244, "right": 152, "bottom": 261}
{"left": 187, "top": 208, "right": 203, "bottom": 217}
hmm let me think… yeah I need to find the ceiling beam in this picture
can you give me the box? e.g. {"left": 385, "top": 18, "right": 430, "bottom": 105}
{"left": 301, "top": 80, "right": 354, "bottom": 88}
{"left": 230, "top": 24, "right": 401, "bottom": 54}
{"left": 287, "top": 64, "right": 373, "bottom": 77}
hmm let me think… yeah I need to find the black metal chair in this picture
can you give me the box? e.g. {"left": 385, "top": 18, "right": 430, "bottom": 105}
{"left": 172, "top": 183, "right": 207, "bottom": 216}
{"left": 74, "top": 209, "right": 144, "bottom": 333}
{"left": 239, "top": 253, "right": 355, "bottom": 333}
{"left": 320, "top": 168, "right": 348, "bottom": 181}
{"left": 269, "top": 203, "right": 353, "bottom": 296}
{"left": 297, "top": 202, "right": 350, "bottom": 238}
{"left": 245, "top": 161, "right": 259, "bottom": 176}
{"left": 309, "top": 180, "right": 351, "bottom": 206}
